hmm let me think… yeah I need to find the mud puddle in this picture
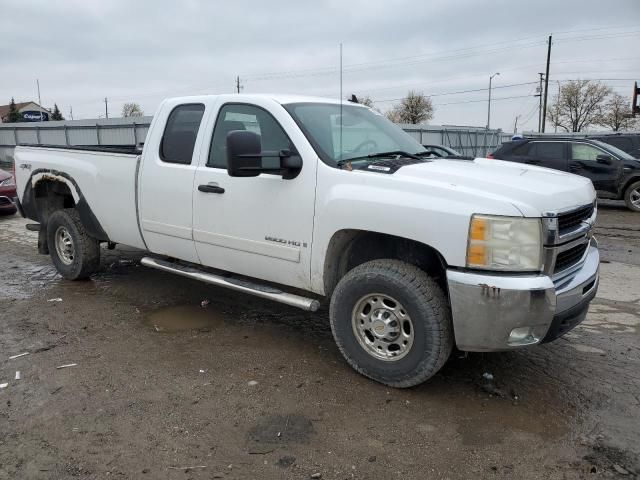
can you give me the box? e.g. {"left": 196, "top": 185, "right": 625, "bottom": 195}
{"left": 0, "top": 254, "right": 61, "bottom": 299}
{"left": 145, "top": 304, "right": 229, "bottom": 332}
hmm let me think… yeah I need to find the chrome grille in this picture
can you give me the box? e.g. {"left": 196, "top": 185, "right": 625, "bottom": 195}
{"left": 554, "top": 242, "right": 588, "bottom": 274}
{"left": 543, "top": 203, "right": 596, "bottom": 277}
{"left": 557, "top": 204, "right": 594, "bottom": 235}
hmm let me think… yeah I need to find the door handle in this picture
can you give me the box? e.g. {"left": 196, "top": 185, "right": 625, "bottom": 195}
{"left": 569, "top": 164, "right": 581, "bottom": 172}
{"left": 524, "top": 159, "right": 540, "bottom": 164}
{"left": 198, "top": 184, "right": 225, "bottom": 194}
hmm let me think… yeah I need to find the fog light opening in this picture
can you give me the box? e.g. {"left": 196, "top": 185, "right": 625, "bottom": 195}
{"left": 508, "top": 326, "right": 539, "bottom": 346}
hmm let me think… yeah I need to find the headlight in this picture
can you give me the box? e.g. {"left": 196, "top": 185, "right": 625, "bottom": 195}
{"left": 0, "top": 176, "right": 15, "bottom": 187}
{"left": 467, "top": 215, "right": 542, "bottom": 271}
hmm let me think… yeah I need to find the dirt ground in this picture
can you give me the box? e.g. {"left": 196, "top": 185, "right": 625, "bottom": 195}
{"left": 1, "top": 202, "right": 639, "bottom": 480}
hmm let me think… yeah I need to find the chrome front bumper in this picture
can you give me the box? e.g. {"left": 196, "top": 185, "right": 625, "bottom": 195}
{"left": 446, "top": 245, "right": 599, "bottom": 352}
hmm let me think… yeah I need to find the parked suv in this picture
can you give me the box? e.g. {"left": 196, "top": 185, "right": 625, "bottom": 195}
{"left": 490, "top": 138, "right": 640, "bottom": 211}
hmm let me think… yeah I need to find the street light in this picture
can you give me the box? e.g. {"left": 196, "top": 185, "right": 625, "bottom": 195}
{"left": 486, "top": 72, "right": 500, "bottom": 130}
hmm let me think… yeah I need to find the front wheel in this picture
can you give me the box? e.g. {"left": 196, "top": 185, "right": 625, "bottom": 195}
{"left": 329, "top": 260, "right": 453, "bottom": 388}
{"left": 47, "top": 209, "right": 100, "bottom": 280}
{"left": 624, "top": 180, "right": 640, "bottom": 212}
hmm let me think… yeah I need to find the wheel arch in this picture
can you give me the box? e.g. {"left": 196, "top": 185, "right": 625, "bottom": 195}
{"left": 21, "top": 169, "right": 109, "bottom": 251}
{"left": 322, "top": 229, "right": 448, "bottom": 297}
{"left": 621, "top": 175, "right": 640, "bottom": 196}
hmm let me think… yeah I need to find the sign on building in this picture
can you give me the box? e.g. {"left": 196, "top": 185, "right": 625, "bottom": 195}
{"left": 21, "top": 111, "right": 49, "bottom": 122}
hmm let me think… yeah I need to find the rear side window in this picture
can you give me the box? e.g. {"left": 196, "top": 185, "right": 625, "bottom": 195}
{"left": 160, "top": 104, "right": 205, "bottom": 164}
{"left": 510, "top": 142, "right": 532, "bottom": 156}
{"left": 533, "top": 142, "right": 564, "bottom": 160}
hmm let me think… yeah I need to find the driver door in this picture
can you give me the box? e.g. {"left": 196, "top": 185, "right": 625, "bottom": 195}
{"left": 569, "top": 142, "right": 623, "bottom": 194}
{"left": 192, "top": 101, "right": 317, "bottom": 290}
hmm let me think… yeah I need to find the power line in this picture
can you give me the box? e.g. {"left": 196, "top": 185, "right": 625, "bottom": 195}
{"left": 433, "top": 94, "right": 535, "bottom": 107}
{"left": 371, "top": 81, "right": 538, "bottom": 103}
{"left": 241, "top": 27, "right": 640, "bottom": 82}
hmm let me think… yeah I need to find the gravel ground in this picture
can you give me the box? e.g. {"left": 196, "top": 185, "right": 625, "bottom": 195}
{"left": 0, "top": 202, "right": 639, "bottom": 479}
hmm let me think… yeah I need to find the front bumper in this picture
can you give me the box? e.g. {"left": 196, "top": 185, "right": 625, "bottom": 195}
{"left": 0, "top": 195, "right": 17, "bottom": 212}
{"left": 446, "top": 245, "right": 599, "bottom": 351}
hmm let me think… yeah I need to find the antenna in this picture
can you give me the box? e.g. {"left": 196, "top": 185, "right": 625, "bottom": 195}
{"left": 36, "top": 79, "right": 43, "bottom": 122}
{"left": 339, "top": 43, "right": 343, "bottom": 160}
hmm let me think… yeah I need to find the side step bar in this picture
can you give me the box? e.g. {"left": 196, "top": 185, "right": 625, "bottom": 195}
{"left": 140, "top": 257, "right": 321, "bottom": 312}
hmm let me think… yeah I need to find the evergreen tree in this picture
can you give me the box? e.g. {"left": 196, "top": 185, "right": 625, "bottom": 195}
{"left": 51, "top": 103, "right": 64, "bottom": 121}
{"left": 7, "top": 98, "right": 21, "bottom": 123}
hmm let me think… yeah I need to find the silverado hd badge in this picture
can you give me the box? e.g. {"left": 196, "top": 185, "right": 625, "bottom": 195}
{"left": 265, "top": 236, "right": 307, "bottom": 248}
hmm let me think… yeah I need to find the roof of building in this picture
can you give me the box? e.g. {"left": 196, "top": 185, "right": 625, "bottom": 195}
{"left": 0, "top": 102, "right": 32, "bottom": 119}
{"left": 0, "top": 101, "right": 49, "bottom": 120}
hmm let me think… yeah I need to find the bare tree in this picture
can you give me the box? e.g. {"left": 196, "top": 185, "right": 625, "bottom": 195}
{"left": 122, "top": 102, "right": 144, "bottom": 117}
{"left": 386, "top": 91, "right": 434, "bottom": 124}
{"left": 600, "top": 93, "right": 635, "bottom": 131}
{"left": 356, "top": 95, "right": 375, "bottom": 108}
{"left": 385, "top": 109, "right": 402, "bottom": 123}
{"left": 546, "top": 80, "right": 611, "bottom": 132}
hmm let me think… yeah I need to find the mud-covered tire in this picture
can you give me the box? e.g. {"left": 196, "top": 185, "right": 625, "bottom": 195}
{"left": 329, "top": 259, "right": 453, "bottom": 388}
{"left": 47, "top": 209, "right": 100, "bottom": 280}
{"left": 624, "top": 180, "right": 640, "bottom": 212}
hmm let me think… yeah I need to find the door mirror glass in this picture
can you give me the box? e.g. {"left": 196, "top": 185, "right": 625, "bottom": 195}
{"left": 596, "top": 154, "right": 613, "bottom": 165}
{"left": 227, "top": 130, "right": 262, "bottom": 177}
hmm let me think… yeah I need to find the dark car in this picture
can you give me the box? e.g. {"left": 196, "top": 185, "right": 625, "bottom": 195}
{"left": 588, "top": 133, "right": 640, "bottom": 159}
{"left": 490, "top": 137, "right": 640, "bottom": 212}
{"left": 0, "top": 168, "right": 18, "bottom": 215}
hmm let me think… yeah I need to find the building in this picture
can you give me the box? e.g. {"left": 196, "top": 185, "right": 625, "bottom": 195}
{"left": 0, "top": 101, "right": 50, "bottom": 123}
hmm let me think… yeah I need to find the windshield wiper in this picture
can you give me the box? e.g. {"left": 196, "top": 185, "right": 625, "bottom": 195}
{"left": 337, "top": 150, "right": 422, "bottom": 168}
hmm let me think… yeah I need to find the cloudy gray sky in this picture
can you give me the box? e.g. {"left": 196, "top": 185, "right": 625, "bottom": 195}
{"left": 1, "top": 0, "right": 639, "bottom": 131}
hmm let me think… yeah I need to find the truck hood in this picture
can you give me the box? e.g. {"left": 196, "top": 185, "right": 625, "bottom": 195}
{"left": 396, "top": 158, "right": 595, "bottom": 217}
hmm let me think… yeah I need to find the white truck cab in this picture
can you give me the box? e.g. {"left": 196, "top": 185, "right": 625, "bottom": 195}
{"left": 14, "top": 94, "right": 599, "bottom": 387}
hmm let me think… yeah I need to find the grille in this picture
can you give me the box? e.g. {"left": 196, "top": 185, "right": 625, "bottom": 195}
{"left": 557, "top": 204, "right": 594, "bottom": 234}
{"left": 554, "top": 242, "right": 588, "bottom": 273}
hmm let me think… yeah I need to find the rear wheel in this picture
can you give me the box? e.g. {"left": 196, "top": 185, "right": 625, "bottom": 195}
{"left": 624, "top": 180, "right": 640, "bottom": 212}
{"left": 47, "top": 209, "right": 100, "bottom": 279}
{"left": 329, "top": 259, "right": 453, "bottom": 388}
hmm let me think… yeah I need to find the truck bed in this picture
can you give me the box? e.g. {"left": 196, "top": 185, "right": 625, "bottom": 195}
{"left": 14, "top": 145, "right": 146, "bottom": 250}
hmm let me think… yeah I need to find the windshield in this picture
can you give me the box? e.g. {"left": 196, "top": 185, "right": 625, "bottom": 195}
{"left": 284, "top": 102, "right": 427, "bottom": 166}
{"left": 591, "top": 139, "right": 635, "bottom": 160}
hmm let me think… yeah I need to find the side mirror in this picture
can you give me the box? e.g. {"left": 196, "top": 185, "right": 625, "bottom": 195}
{"left": 227, "top": 130, "right": 262, "bottom": 177}
{"left": 226, "top": 130, "right": 303, "bottom": 179}
{"left": 596, "top": 154, "right": 613, "bottom": 165}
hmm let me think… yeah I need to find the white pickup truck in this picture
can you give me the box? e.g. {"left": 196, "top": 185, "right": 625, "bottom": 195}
{"left": 14, "top": 94, "right": 600, "bottom": 387}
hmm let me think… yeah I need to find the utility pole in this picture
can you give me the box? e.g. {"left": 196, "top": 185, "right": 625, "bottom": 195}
{"left": 486, "top": 72, "right": 500, "bottom": 130}
{"left": 236, "top": 76, "right": 242, "bottom": 93}
{"left": 541, "top": 35, "right": 552, "bottom": 132}
{"left": 104, "top": 97, "right": 109, "bottom": 119}
{"left": 554, "top": 80, "right": 561, "bottom": 133}
{"left": 70, "top": 106, "right": 74, "bottom": 120}
{"left": 513, "top": 115, "right": 521, "bottom": 134}
{"left": 537, "top": 72, "right": 544, "bottom": 132}
{"left": 36, "top": 79, "right": 43, "bottom": 122}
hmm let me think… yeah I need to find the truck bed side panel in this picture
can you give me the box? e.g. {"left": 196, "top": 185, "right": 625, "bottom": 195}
{"left": 15, "top": 146, "right": 146, "bottom": 249}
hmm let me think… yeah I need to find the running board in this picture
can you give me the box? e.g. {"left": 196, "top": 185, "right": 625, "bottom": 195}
{"left": 140, "top": 257, "right": 320, "bottom": 312}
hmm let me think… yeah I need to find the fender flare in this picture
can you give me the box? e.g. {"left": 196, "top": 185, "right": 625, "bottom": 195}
{"left": 21, "top": 168, "right": 109, "bottom": 242}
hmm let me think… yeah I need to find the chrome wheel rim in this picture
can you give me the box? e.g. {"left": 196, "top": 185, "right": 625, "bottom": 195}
{"left": 55, "top": 226, "right": 75, "bottom": 265}
{"left": 631, "top": 188, "right": 640, "bottom": 208}
{"left": 351, "top": 293, "right": 414, "bottom": 361}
